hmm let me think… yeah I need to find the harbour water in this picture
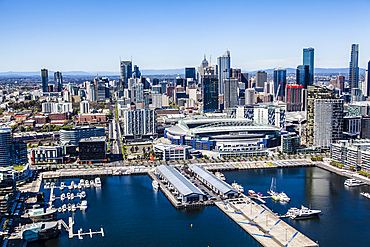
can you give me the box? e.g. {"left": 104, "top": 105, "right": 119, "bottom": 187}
{"left": 30, "top": 167, "right": 370, "bottom": 247}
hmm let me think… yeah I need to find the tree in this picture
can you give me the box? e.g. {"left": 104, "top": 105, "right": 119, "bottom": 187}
{"left": 135, "top": 146, "right": 139, "bottom": 153}
{"left": 130, "top": 146, "right": 134, "bottom": 153}
{"left": 25, "top": 126, "right": 32, "bottom": 132}
{"left": 19, "top": 126, "right": 25, "bottom": 132}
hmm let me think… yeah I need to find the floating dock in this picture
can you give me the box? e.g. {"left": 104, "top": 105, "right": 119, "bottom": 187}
{"left": 216, "top": 198, "right": 318, "bottom": 247}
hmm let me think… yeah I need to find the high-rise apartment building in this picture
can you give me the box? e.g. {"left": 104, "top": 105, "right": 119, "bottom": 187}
{"left": 217, "top": 49, "right": 231, "bottom": 95}
{"left": 256, "top": 71, "right": 267, "bottom": 88}
{"left": 231, "top": 68, "right": 241, "bottom": 82}
{"left": 122, "top": 109, "right": 157, "bottom": 137}
{"left": 366, "top": 60, "right": 370, "bottom": 97}
{"left": 223, "top": 78, "right": 238, "bottom": 109}
{"left": 285, "top": 85, "right": 303, "bottom": 112}
{"left": 41, "top": 68, "right": 48, "bottom": 93}
{"left": 349, "top": 44, "right": 359, "bottom": 102}
{"left": 80, "top": 101, "right": 90, "bottom": 114}
{"left": 0, "top": 128, "right": 27, "bottom": 166}
{"left": 245, "top": 88, "right": 255, "bottom": 105}
{"left": 313, "top": 99, "right": 344, "bottom": 148}
{"left": 119, "top": 60, "right": 132, "bottom": 91}
{"left": 306, "top": 85, "right": 337, "bottom": 145}
{"left": 273, "top": 67, "right": 286, "bottom": 100}
{"left": 303, "top": 47, "right": 314, "bottom": 85}
{"left": 202, "top": 75, "right": 219, "bottom": 113}
{"left": 133, "top": 65, "right": 141, "bottom": 78}
{"left": 296, "top": 65, "right": 309, "bottom": 89}
{"left": 54, "top": 71, "right": 63, "bottom": 92}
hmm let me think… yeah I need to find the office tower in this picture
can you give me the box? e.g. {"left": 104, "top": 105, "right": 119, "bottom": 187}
{"left": 241, "top": 73, "right": 249, "bottom": 89}
{"left": 41, "top": 68, "right": 48, "bottom": 93}
{"left": 133, "top": 65, "right": 141, "bottom": 78}
{"left": 80, "top": 101, "right": 90, "bottom": 114}
{"left": 273, "top": 67, "right": 286, "bottom": 100}
{"left": 303, "top": 47, "right": 314, "bottom": 85}
{"left": 296, "top": 65, "right": 309, "bottom": 89}
{"left": 285, "top": 85, "right": 303, "bottom": 112}
{"left": 231, "top": 68, "right": 241, "bottom": 82}
{"left": 119, "top": 60, "right": 132, "bottom": 91}
{"left": 185, "top": 68, "right": 196, "bottom": 81}
{"left": 256, "top": 71, "right": 267, "bottom": 88}
{"left": 306, "top": 85, "right": 337, "bottom": 145}
{"left": 197, "top": 55, "right": 209, "bottom": 82}
{"left": 54, "top": 71, "right": 63, "bottom": 92}
{"left": 245, "top": 88, "right": 255, "bottom": 105}
{"left": 0, "top": 128, "right": 12, "bottom": 166}
{"left": 217, "top": 49, "right": 231, "bottom": 95}
{"left": 205, "top": 65, "right": 218, "bottom": 75}
{"left": 86, "top": 81, "right": 96, "bottom": 102}
{"left": 129, "top": 78, "right": 144, "bottom": 104}
{"left": 366, "top": 61, "right": 370, "bottom": 97}
{"left": 349, "top": 44, "right": 359, "bottom": 102}
{"left": 202, "top": 75, "right": 219, "bottom": 113}
{"left": 336, "top": 76, "right": 345, "bottom": 94}
{"left": 313, "top": 99, "right": 344, "bottom": 148}
{"left": 152, "top": 78, "right": 159, "bottom": 86}
{"left": 224, "top": 78, "right": 238, "bottom": 109}
{"left": 176, "top": 77, "right": 184, "bottom": 87}
{"left": 60, "top": 126, "right": 105, "bottom": 146}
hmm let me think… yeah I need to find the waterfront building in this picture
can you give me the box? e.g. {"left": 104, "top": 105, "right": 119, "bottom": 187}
{"left": 54, "top": 71, "right": 63, "bottom": 92}
{"left": 29, "top": 146, "right": 64, "bottom": 164}
{"left": 202, "top": 75, "right": 219, "bottom": 113}
{"left": 313, "top": 99, "right": 344, "bottom": 149}
{"left": 41, "top": 68, "right": 48, "bottom": 93}
{"left": 188, "top": 164, "right": 238, "bottom": 199}
{"left": 282, "top": 135, "right": 301, "bottom": 154}
{"left": 153, "top": 143, "right": 191, "bottom": 160}
{"left": 256, "top": 71, "right": 267, "bottom": 88}
{"left": 80, "top": 100, "right": 90, "bottom": 114}
{"left": 306, "top": 85, "right": 337, "bottom": 145}
{"left": 157, "top": 165, "right": 205, "bottom": 202}
{"left": 119, "top": 60, "right": 132, "bottom": 92}
{"left": 349, "top": 44, "right": 360, "bottom": 102}
{"left": 217, "top": 49, "right": 231, "bottom": 95}
{"left": 330, "top": 139, "right": 370, "bottom": 172}
{"left": 223, "top": 78, "right": 238, "bottom": 109}
{"left": 78, "top": 137, "right": 106, "bottom": 162}
{"left": 273, "top": 67, "right": 286, "bottom": 100}
{"left": 285, "top": 85, "right": 303, "bottom": 112}
{"left": 303, "top": 47, "right": 314, "bottom": 85}
{"left": 296, "top": 65, "right": 309, "bottom": 89}
{"left": 122, "top": 109, "right": 157, "bottom": 140}
{"left": 60, "top": 126, "right": 105, "bottom": 146}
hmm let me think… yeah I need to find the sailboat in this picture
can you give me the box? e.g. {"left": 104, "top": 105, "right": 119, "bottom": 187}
{"left": 267, "top": 178, "right": 280, "bottom": 202}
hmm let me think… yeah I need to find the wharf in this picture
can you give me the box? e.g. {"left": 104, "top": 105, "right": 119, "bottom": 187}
{"left": 216, "top": 198, "right": 318, "bottom": 247}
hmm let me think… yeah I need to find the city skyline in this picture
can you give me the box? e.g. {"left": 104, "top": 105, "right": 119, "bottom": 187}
{"left": 1, "top": 0, "right": 370, "bottom": 72}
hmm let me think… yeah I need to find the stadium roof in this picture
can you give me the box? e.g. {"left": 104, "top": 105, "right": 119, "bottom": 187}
{"left": 188, "top": 164, "right": 237, "bottom": 195}
{"left": 157, "top": 165, "right": 204, "bottom": 197}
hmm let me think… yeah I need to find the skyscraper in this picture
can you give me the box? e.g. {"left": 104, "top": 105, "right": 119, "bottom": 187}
{"left": 366, "top": 60, "right": 370, "bottom": 97}
{"left": 256, "top": 71, "right": 267, "bottom": 88}
{"left": 185, "top": 68, "right": 196, "bottom": 81}
{"left": 119, "top": 60, "right": 132, "bottom": 91}
{"left": 54, "top": 71, "right": 63, "bottom": 92}
{"left": 296, "top": 65, "right": 309, "bottom": 89}
{"left": 202, "top": 75, "right": 219, "bottom": 113}
{"left": 303, "top": 47, "right": 314, "bottom": 85}
{"left": 217, "top": 49, "right": 231, "bottom": 95}
{"left": 285, "top": 85, "right": 303, "bottom": 111}
{"left": 197, "top": 55, "right": 209, "bottom": 82}
{"left": 41, "top": 68, "right": 48, "bottom": 93}
{"left": 223, "top": 78, "right": 238, "bottom": 109}
{"left": 349, "top": 44, "right": 359, "bottom": 102}
{"left": 273, "top": 67, "right": 286, "bottom": 100}
{"left": 133, "top": 65, "right": 141, "bottom": 78}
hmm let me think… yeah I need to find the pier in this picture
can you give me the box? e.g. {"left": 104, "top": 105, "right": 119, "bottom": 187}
{"left": 58, "top": 217, "right": 104, "bottom": 239}
{"left": 216, "top": 198, "right": 318, "bottom": 247}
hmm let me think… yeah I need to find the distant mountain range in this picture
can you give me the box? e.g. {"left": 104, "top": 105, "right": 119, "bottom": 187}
{"left": 0, "top": 67, "right": 367, "bottom": 78}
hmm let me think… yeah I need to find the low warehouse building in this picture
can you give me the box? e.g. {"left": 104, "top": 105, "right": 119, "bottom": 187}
{"left": 157, "top": 165, "right": 204, "bottom": 202}
{"left": 188, "top": 164, "right": 238, "bottom": 198}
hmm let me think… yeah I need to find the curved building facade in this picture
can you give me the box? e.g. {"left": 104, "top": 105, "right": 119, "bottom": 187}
{"left": 60, "top": 126, "right": 105, "bottom": 146}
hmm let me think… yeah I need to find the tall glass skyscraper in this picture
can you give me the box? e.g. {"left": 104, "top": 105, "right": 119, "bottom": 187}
{"left": 349, "top": 44, "right": 359, "bottom": 102}
{"left": 273, "top": 67, "right": 286, "bottom": 99}
{"left": 54, "top": 71, "right": 63, "bottom": 92}
{"left": 185, "top": 68, "right": 196, "bottom": 81}
{"left": 202, "top": 75, "right": 219, "bottom": 112}
{"left": 296, "top": 65, "right": 309, "bottom": 89}
{"left": 367, "top": 60, "right": 370, "bottom": 97}
{"left": 217, "top": 49, "right": 231, "bottom": 95}
{"left": 41, "top": 68, "right": 48, "bottom": 93}
{"left": 119, "top": 60, "right": 132, "bottom": 91}
{"left": 303, "top": 47, "right": 314, "bottom": 85}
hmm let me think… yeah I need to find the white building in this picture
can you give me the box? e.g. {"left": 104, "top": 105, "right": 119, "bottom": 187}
{"left": 42, "top": 102, "right": 72, "bottom": 114}
{"left": 245, "top": 88, "right": 255, "bottom": 105}
{"left": 80, "top": 100, "right": 90, "bottom": 114}
{"left": 152, "top": 93, "right": 162, "bottom": 109}
{"left": 224, "top": 78, "right": 238, "bottom": 109}
{"left": 123, "top": 109, "right": 157, "bottom": 137}
{"left": 153, "top": 143, "right": 191, "bottom": 160}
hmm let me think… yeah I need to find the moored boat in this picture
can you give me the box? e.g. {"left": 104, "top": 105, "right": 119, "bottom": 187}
{"left": 27, "top": 205, "right": 57, "bottom": 223}
{"left": 152, "top": 180, "right": 159, "bottom": 190}
{"left": 248, "top": 190, "right": 257, "bottom": 197}
{"left": 95, "top": 177, "right": 102, "bottom": 187}
{"left": 344, "top": 179, "right": 364, "bottom": 187}
{"left": 285, "top": 205, "right": 321, "bottom": 219}
{"left": 361, "top": 192, "right": 370, "bottom": 199}
{"left": 22, "top": 221, "right": 60, "bottom": 242}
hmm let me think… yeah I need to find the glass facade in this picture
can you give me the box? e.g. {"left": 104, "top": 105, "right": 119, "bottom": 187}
{"left": 273, "top": 67, "right": 286, "bottom": 99}
{"left": 202, "top": 75, "right": 219, "bottom": 113}
{"left": 303, "top": 47, "right": 314, "bottom": 85}
{"left": 296, "top": 65, "right": 309, "bottom": 89}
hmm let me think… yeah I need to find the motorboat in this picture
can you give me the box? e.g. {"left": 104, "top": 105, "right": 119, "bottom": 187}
{"left": 70, "top": 193, "right": 75, "bottom": 200}
{"left": 361, "top": 192, "right": 370, "bottom": 199}
{"left": 248, "top": 190, "right": 257, "bottom": 197}
{"left": 50, "top": 194, "right": 56, "bottom": 202}
{"left": 22, "top": 221, "right": 60, "bottom": 242}
{"left": 67, "top": 193, "right": 71, "bottom": 200}
{"left": 215, "top": 172, "right": 226, "bottom": 181}
{"left": 67, "top": 204, "right": 72, "bottom": 212}
{"left": 90, "top": 180, "right": 94, "bottom": 187}
{"left": 60, "top": 193, "right": 66, "bottom": 201}
{"left": 152, "top": 180, "right": 159, "bottom": 190}
{"left": 344, "top": 179, "right": 364, "bottom": 187}
{"left": 80, "top": 191, "right": 86, "bottom": 199}
{"left": 58, "top": 207, "right": 62, "bottom": 213}
{"left": 50, "top": 182, "right": 55, "bottom": 188}
{"left": 74, "top": 184, "right": 78, "bottom": 190}
{"left": 95, "top": 177, "right": 102, "bottom": 188}
{"left": 78, "top": 183, "right": 82, "bottom": 190}
{"left": 60, "top": 182, "right": 65, "bottom": 191}
{"left": 44, "top": 182, "right": 50, "bottom": 190}
{"left": 80, "top": 179, "right": 84, "bottom": 185}
{"left": 71, "top": 204, "right": 76, "bottom": 212}
{"left": 232, "top": 182, "right": 244, "bottom": 194}
{"left": 27, "top": 205, "right": 57, "bottom": 223}
{"left": 62, "top": 204, "right": 67, "bottom": 213}
{"left": 85, "top": 180, "right": 90, "bottom": 188}
{"left": 81, "top": 200, "right": 88, "bottom": 211}
{"left": 285, "top": 205, "right": 321, "bottom": 219}
{"left": 278, "top": 192, "right": 291, "bottom": 203}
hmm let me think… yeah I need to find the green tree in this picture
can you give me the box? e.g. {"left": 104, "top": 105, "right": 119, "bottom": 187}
{"left": 19, "top": 126, "right": 25, "bottom": 132}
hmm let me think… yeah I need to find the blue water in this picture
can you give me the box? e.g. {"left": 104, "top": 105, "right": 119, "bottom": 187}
{"left": 30, "top": 167, "right": 370, "bottom": 247}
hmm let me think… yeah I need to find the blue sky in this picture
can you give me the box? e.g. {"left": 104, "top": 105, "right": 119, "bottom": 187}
{"left": 0, "top": 0, "right": 369, "bottom": 72}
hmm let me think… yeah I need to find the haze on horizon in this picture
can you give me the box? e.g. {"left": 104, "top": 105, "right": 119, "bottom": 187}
{"left": 1, "top": 0, "right": 369, "bottom": 73}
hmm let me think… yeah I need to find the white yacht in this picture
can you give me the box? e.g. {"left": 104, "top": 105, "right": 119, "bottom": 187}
{"left": 278, "top": 192, "right": 291, "bottom": 203}
{"left": 80, "top": 200, "right": 88, "bottom": 211}
{"left": 285, "top": 205, "right": 321, "bottom": 220}
{"left": 152, "top": 180, "right": 159, "bottom": 190}
{"left": 77, "top": 183, "right": 82, "bottom": 190}
{"left": 60, "top": 182, "right": 65, "bottom": 191}
{"left": 62, "top": 204, "right": 67, "bottom": 213}
{"left": 267, "top": 178, "right": 280, "bottom": 202}
{"left": 80, "top": 191, "right": 86, "bottom": 199}
{"left": 44, "top": 182, "right": 50, "bottom": 190}
{"left": 90, "top": 180, "right": 94, "bottom": 187}
{"left": 71, "top": 204, "right": 76, "bottom": 212}
{"left": 60, "top": 193, "right": 66, "bottom": 201}
{"left": 361, "top": 192, "right": 370, "bottom": 199}
{"left": 70, "top": 193, "right": 74, "bottom": 200}
{"left": 344, "top": 179, "right": 364, "bottom": 187}
{"left": 232, "top": 182, "right": 244, "bottom": 194}
{"left": 215, "top": 172, "right": 226, "bottom": 181}
{"left": 67, "top": 193, "right": 71, "bottom": 200}
{"left": 95, "top": 177, "right": 102, "bottom": 188}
